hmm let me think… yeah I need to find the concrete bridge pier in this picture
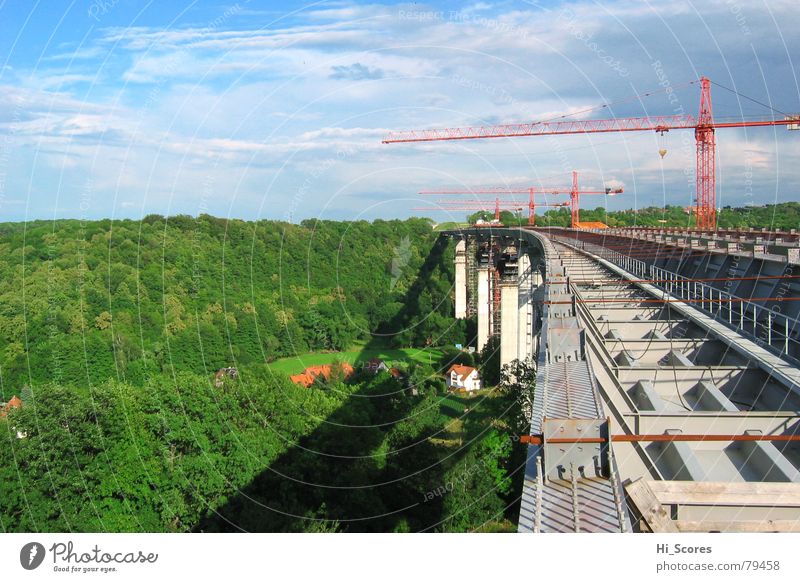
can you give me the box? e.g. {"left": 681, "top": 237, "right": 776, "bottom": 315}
{"left": 500, "top": 281, "right": 519, "bottom": 369}
{"left": 454, "top": 238, "right": 467, "bottom": 319}
{"left": 477, "top": 266, "right": 491, "bottom": 352}
{"left": 531, "top": 264, "right": 543, "bottom": 358}
{"left": 517, "top": 252, "right": 533, "bottom": 363}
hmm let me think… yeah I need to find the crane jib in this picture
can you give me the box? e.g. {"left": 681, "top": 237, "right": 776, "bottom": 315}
{"left": 382, "top": 116, "right": 798, "bottom": 144}
{"left": 383, "top": 76, "right": 798, "bottom": 231}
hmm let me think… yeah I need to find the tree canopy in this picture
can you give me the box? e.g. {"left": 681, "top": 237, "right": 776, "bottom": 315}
{"left": 0, "top": 216, "right": 525, "bottom": 533}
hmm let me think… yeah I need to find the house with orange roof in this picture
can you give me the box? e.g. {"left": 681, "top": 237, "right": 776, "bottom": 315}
{"left": 289, "top": 372, "right": 315, "bottom": 388}
{"left": 290, "top": 362, "right": 355, "bottom": 387}
{"left": 0, "top": 395, "right": 22, "bottom": 419}
{"left": 445, "top": 364, "right": 481, "bottom": 392}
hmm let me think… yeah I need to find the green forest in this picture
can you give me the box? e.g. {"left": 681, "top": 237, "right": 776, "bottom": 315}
{"left": 0, "top": 215, "right": 467, "bottom": 390}
{"left": 0, "top": 215, "right": 530, "bottom": 532}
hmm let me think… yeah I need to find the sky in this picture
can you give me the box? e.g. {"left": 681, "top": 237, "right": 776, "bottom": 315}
{"left": 0, "top": 0, "right": 798, "bottom": 223}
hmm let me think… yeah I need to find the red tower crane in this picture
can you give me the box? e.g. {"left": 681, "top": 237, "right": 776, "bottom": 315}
{"left": 419, "top": 171, "right": 622, "bottom": 226}
{"left": 385, "top": 77, "right": 798, "bottom": 230}
{"left": 421, "top": 188, "right": 538, "bottom": 223}
{"left": 419, "top": 198, "right": 570, "bottom": 224}
{"left": 413, "top": 197, "right": 528, "bottom": 221}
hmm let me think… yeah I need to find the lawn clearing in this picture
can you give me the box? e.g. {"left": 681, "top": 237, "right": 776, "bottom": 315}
{"left": 266, "top": 342, "right": 444, "bottom": 375}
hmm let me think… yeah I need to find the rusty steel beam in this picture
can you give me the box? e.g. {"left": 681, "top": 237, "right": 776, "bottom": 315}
{"left": 520, "top": 433, "right": 800, "bottom": 445}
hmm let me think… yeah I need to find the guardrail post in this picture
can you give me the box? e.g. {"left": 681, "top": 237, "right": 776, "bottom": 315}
{"left": 785, "top": 316, "right": 790, "bottom": 355}
{"left": 768, "top": 311, "right": 773, "bottom": 347}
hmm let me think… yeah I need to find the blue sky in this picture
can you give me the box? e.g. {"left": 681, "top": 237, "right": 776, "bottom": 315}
{"left": 0, "top": 0, "right": 798, "bottom": 223}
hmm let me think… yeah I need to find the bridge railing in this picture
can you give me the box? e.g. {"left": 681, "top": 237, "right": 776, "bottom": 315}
{"left": 647, "top": 264, "right": 800, "bottom": 361}
{"left": 556, "top": 235, "right": 800, "bottom": 362}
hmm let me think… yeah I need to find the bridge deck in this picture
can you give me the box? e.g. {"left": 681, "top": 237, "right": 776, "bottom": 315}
{"left": 518, "top": 232, "right": 629, "bottom": 533}
{"left": 516, "top": 230, "right": 800, "bottom": 532}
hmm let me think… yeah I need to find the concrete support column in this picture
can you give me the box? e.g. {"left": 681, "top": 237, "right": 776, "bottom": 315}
{"left": 530, "top": 263, "right": 543, "bottom": 359}
{"left": 532, "top": 266, "right": 543, "bottom": 288}
{"left": 454, "top": 239, "right": 467, "bottom": 319}
{"left": 517, "top": 253, "right": 532, "bottom": 362}
{"left": 477, "top": 267, "right": 491, "bottom": 352}
{"left": 500, "top": 281, "right": 519, "bottom": 369}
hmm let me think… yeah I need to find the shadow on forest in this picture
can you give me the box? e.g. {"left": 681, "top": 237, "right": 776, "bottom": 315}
{"left": 197, "top": 235, "right": 494, "bottom": 532}
{"left": 197, "top": 378, "right": 449, "bottom": 532}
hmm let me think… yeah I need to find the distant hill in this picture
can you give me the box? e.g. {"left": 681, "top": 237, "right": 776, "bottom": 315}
{"left": 468, "top": 202, "right": 800, "bottom": 229}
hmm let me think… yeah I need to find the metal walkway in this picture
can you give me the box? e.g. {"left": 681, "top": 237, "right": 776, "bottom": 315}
{"left": 517, "top": 232, "right": 629, "bottom": 532}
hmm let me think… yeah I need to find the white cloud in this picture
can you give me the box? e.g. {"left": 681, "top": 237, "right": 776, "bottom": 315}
{"left": 330, "top": 62, "right": 384, "bottom": 80}
{"left": 42, "top": 46, "right": 106, "bottom": 62}
{"left": 0, "top": 0, "right": 796, "bottom": 221}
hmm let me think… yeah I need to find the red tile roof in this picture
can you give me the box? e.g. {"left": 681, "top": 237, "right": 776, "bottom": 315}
{"left": 290, "top": 363, "right": 355, "bottom": 387}
{"left": 289, "top": 373, "right": 315, "bottom": 387}
{"left": 574, "top": 221, "right": 609, "bottom": 229}
{"left": 447, "top": 364, "right": 477, "bottom": 378}
{"left": 340, "top": 363, "right": 356, "bottom": 376}
{"left": 0, "top": 395, "right": 22, "bottom": 419}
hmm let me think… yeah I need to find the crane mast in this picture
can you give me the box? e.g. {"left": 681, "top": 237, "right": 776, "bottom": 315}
{"left": 419, "top": 171, "right": 622, "bottom": 227}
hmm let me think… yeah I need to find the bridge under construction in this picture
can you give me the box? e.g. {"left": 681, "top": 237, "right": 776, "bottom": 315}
{"left": 444, "top": 225, "right": 800, "bottom": 533}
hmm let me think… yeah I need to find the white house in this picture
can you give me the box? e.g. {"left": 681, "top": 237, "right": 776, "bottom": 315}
{"left": 445, "top": 364, "right": 481, "bottom": 392}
